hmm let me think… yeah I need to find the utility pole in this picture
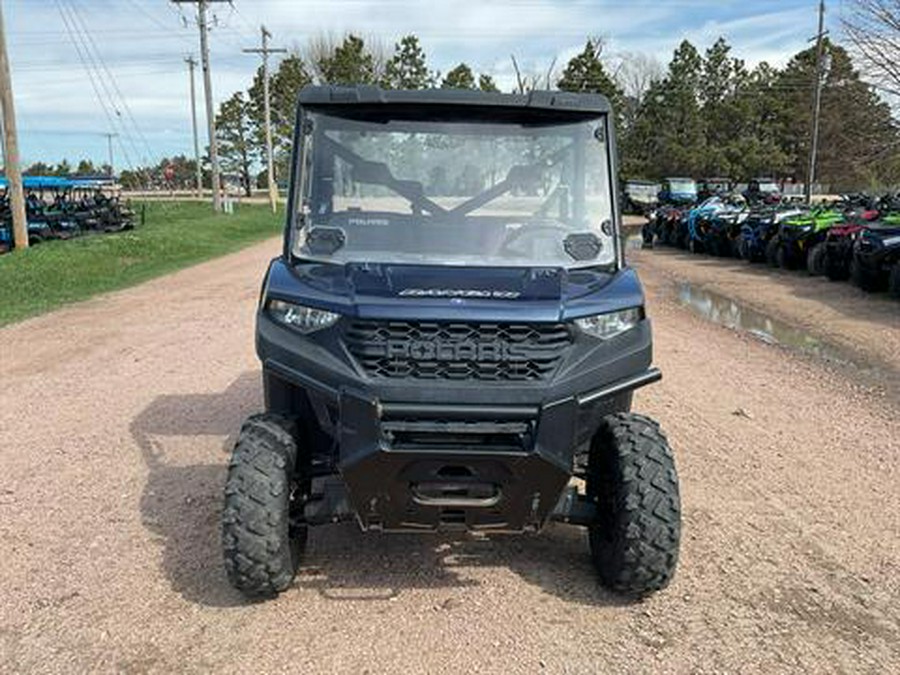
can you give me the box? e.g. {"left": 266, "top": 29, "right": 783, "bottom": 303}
{"left": 185, "top": 55, "right": 202, "bottom": 198}
{"left": 104, "top": 132, "right": 117, "bottom": 176}
{"left": 172, "top": 1, "right": 227, "bottom": 212}
{"left": 0, "top": 2, "right": 28, "bottom": 250}
{"left": 806, "top": 0, "right": 827, "bottom": 205}
{"left": 244, "top": 26, "right": 286, "bottom": 213}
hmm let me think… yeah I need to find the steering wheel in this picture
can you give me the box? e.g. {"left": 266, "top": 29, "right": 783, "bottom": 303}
{"left": 497, "top": 223, "right": 571, "bottom": 258}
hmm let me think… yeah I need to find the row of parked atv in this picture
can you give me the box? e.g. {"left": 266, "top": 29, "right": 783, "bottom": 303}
{"left": 0, "top": 176, "right": 136, "bottom": 254}
{"left": 641, "top": 184, "right": 900, "bottom": 299}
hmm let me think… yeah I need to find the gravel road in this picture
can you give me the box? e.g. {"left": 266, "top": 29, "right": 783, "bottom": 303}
{"left": 1, "top": 238, "right": 898, "bottom": 674}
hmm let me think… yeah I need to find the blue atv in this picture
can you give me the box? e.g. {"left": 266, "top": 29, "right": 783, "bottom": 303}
{"left": 222, "top": 85, "right": 682, "bottom": 600}
{"left": 686, "top": 196, "right": 747, "bottom": 256}
{"left": 738, "top": 207, "right": 804, "bottom": 262}
{"left": 642, "top": 177, "right": 697, "bottom": 248}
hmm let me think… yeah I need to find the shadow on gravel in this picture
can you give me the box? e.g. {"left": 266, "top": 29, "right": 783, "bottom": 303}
{"left": 296, "top": 523, "right": 630, "bottom": 608}
{"left": 131, "top": 371, "right": 261, "bottom": 609}
{"left": 131, "top": 372, "right": 631, "bottom": 609}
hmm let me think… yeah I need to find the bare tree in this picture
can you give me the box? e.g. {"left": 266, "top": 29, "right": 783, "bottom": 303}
{"left": 510, "top": 54, "right": 557, "bottom": 93}
{"left": 610, "top": 51, "right": 663, "bottom": 103}
{"left": 843, "top": 0, "right": 900, "bottom": 96}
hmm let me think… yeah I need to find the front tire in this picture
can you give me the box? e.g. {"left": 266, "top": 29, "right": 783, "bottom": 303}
{"left": 889, "top": 262, "right": 900, "bottom": 299}
{"left": 222, "top": 413, "right": 308, "bottom": 597}
{"left": 765, "top": 238, "right": 780, "bottom": 267}
{"left": 587, "top": 413, "right": 681, "bottom": 597}
{"left": 851, "top": 257, "right": 881, "bottom": 292}
{"left": 807, "top": 242, "right": 827, "bottom": 276}
{"left": 824, "top": 250, "right": 849, "bottom": 281}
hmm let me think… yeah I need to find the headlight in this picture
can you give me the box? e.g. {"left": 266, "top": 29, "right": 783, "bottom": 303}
{"left": 267, "top": 299, "right": 340, "bottom": 333}
{"left": 575, "top": 307, "right": 644, "bottom": 340}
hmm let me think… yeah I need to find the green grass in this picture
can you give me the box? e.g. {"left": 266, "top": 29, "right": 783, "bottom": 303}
{"left": 0, "top": 201, "right": 283, "bottom": 326}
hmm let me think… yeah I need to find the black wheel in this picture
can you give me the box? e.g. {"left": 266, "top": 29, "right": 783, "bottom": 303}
{"left": 850, "top": 257, "right": 881, "bottom": 292}
{"left": 765, "top": 238, "right": 780, "bottom": 267}
{"left": 807, "top": 242, "right": 827, "bottom": 276}
{"left": 587, "top": 413, "right": 681, "bottom": 597}
{"left": 889, "top": 262, "right": 900, "bottom": 299}
{"left": 824, "top": 251, "right": 849, "bottom": 281}
{"left": 776, "top": 243, "right": 794, "bottom": 270}
{"left": 222, "top": 413, "right": 308, "bottom": 597}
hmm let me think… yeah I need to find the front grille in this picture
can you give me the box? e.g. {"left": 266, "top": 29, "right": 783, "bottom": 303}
{"left": 344, "top": 320, "right": 572, "bottom": 381}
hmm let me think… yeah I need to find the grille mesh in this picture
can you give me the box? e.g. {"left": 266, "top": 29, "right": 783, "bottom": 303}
{"left": 344, "top": 320, "right": 572, "bottom": 381}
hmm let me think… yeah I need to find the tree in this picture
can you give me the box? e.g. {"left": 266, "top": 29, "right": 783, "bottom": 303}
{"left": 23, "top": 161, "right": 52, "bottom": 176}
{"left": 557, "top": 38, "right": 625, "bottom": 117}
{"left": 76, "top": 159, "right": 96, "bottom": 175}
{"left": 383, "top": 35, "right": 434, "bottom": 89}
{"left": 772, "top": 40, "right": 899, "bottom": 190}
{"left": 843, "top": 0, "right": 900, "bottom": 97}
{"left": 699, "top": 38, "right": 748, "bottom": 175}
{"left": 53, "top": 160, "right": 72, "bottom": 177}
{"left": 611, "top": 51, "right": 663, "bottom": 133}
{"left": 311, "top": 34, "right": 378, "bottom": 86}
{"left": 248, "top": 53, "right": 312, "bottom": 180}
{"left": 478, "top": 74, "right": 500, "bottom": 92}
{"left": 216, "top": 92, "right": 255, "bottom": 197}
{"left": 621, "top": 40, "right": 706, "bottom": 178}
{"left": 441, "top": 63, "right": 477, "bottom": 90}
{"left": 722, "top": 61, "right": 790, "bottom": 179}
{"left": 119, "top": 155, "right": 199, "bottom": 190}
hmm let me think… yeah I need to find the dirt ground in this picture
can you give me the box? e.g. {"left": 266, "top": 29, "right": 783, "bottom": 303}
{"left": 627, "top": 244, "right": 900, "bottom": 386}
{"left": 1, "top": 237, "right": 898, "bottom": 674}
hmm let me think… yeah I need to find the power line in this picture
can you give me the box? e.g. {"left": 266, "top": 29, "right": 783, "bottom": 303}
{"left": 57, "top": 0, "right": 143, "bottom": 166}
{"left": 65, "top": 0, "right": 155, "bottom": 163}
{"left": 55, "top": 0, "right": 135, "bottom": 170}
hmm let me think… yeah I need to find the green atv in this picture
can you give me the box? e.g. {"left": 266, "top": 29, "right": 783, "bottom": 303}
{"left": 767, "top": 207, "right": 845, "bottom": 273}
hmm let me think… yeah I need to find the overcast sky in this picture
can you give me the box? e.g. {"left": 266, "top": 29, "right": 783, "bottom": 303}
{"left": 4, "top": 0, "right": 838, "bottom": 169}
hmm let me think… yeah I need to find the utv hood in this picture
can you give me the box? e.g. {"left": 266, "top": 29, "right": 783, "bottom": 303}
{"left": 264, "top": 260, "right": 645, "bottom": 323}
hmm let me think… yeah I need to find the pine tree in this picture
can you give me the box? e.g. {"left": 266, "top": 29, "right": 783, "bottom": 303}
{"left": 557, "top": 39, "right": 625, "bottom": 115}
{"left": 441, "top": 63, "right": 477, "bottom": 90}
{"left": 773, "top": 40, "right": 900, "bottom": 189}
{"left": 216, "top": 92, "right": 255, "bottom": 197}
{"left": 248, "top": 54, "right": 312, "bottom": 180}
{"left": 478, "top": 74, "right": 500, "bottom": 92}
{"left": 315, "top": 35, "right": 376, "bottom": 86}
{"left": 383, "top": 35, "right": 433, "bottom": 89}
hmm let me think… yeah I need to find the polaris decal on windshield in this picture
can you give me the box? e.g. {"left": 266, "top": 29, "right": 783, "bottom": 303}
{"left": 399, "top": 288, "right": 522, "bottom": 299}
{"left": 347, "top": 217, "right": 390, "bottom": 227}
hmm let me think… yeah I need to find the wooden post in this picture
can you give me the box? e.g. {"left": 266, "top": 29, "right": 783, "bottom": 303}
{"left": 0, "top": 2, "right": 28, "bottom": 250}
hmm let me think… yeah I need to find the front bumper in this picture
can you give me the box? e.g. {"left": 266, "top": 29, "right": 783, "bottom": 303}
{"left": 258, "top": 313, "right": 658, "bottom": 532}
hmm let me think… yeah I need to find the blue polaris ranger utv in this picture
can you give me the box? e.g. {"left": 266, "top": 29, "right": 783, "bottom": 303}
{"left": 222, "top": 85, "right": 681, "bottom": 598}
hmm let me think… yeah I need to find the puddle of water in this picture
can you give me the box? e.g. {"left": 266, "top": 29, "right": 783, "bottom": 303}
{"left": 675, "top": 282, "right": 853, "bottom": 365}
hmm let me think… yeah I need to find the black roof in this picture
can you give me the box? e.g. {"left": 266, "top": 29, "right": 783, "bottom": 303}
{"left": 298, "top": 85, "right": 612, "bottom": 115}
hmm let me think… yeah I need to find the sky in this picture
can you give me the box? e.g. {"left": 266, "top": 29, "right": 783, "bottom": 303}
{"left": 3, "top": 0, "right": 841, "bottom": 170}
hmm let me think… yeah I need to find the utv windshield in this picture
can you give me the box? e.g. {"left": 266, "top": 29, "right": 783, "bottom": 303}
{"left": 625, "top": 182, "right": 658, "bottom": 200}
{"left": 668, "top": 179, "right": 697, "bottom": 195}
{"left": 292, "top": 110, "right": 616, "bottom": 268}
